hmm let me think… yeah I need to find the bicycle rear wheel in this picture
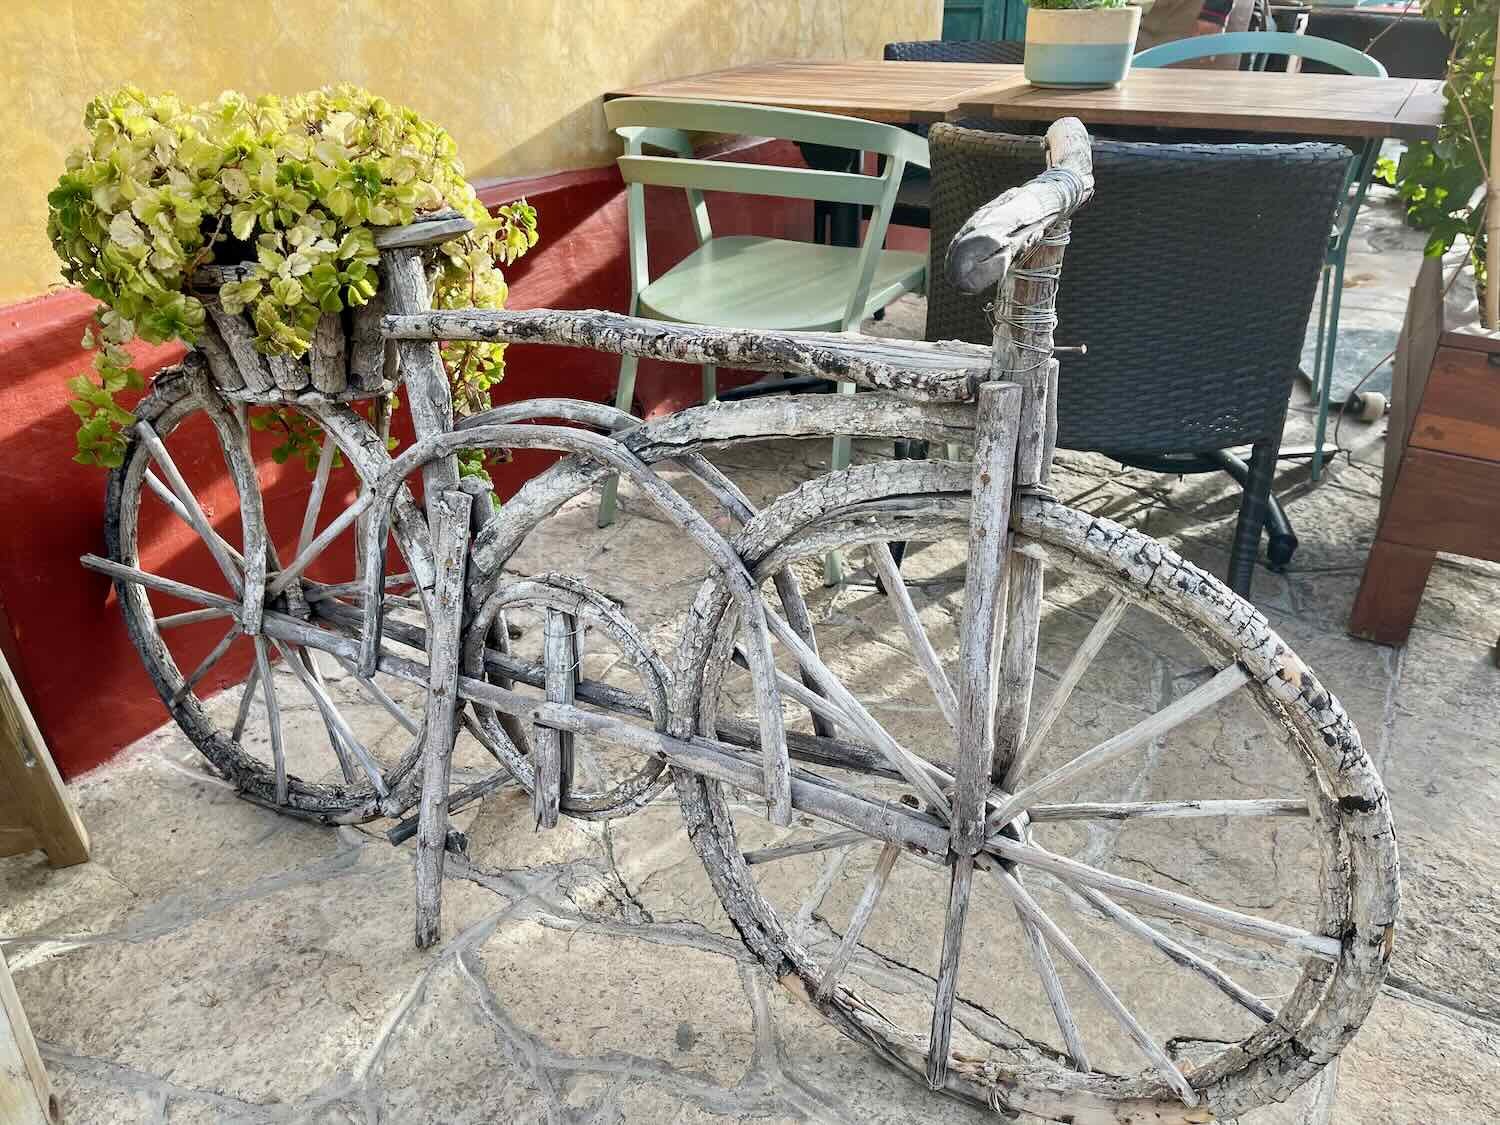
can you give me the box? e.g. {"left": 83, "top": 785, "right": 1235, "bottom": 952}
{"left": 102, "top": 374, "right": 494, "bottom": 822}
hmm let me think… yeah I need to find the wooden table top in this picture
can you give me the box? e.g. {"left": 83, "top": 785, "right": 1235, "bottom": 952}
{"left": 959, "top": 66, "right": 1443, "bottom": 141}
{"left": 607, "top": 60, "right": 1028, "bottom": 124}
{"left": 608, "top": 59, "right": 1443, "bottom": 140}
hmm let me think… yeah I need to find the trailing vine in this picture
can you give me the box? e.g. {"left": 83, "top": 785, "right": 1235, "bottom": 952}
{"left": 47, "top": 84, "right": 537, "bottom": 467}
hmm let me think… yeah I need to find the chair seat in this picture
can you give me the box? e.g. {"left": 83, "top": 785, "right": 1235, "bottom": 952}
{"left": 638, "top": 236, "right": 926, "bottom": 332}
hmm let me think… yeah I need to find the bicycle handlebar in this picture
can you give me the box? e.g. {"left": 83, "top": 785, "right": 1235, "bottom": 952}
{"left": 944, "top": 117, "right": 1094, "bottom": 296}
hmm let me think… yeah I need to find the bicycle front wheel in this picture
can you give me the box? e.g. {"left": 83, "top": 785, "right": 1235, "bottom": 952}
{"left": 670, "top": 461, "right": 1397, "bottom": 1124}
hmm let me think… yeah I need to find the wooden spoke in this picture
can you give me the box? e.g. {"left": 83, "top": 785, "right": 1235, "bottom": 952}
{"left": 870, "top": 543, "right": 959, "bottom": 736}
{"left": 157, "top": 607, "right": 233, "bottom": 631}
{"left": 330, "top": 654, "right": 421, "bottom": 735}
{"left": 298, "top": 649, "right": 357, "bottom": 784}
{"left": 169, "top": 623, "right": 243, "bottom": 706}
{"left": 297, "top": 433, "right": 339, "bottom": 560}
{"left": 993, "top": 865, "right": 1199, "bottom": 1106}
{"left": 732, "top": 647, "right": 853, "bottom": 731}
{"left": 1005, "top": 594, "right": 1128, "bottom": 788}
{"left": 461, "top": 710, "right": 515, "bottom": 768}
{"left": 253, "top": 637, "right": 288, "bottom": 805}
{"left": 137, "top": 423, "right": 244, "bottom": 595}
{"left": 533, "top": 607, "right": 578, "bottom": 829}
{"left": 816, "top": 841, "right": 901, "bottom": 1001}
{"left": 927, "top": 853, "right": 976, "bottom": 1090}
{"left": 231, "top": 661, "right": 260, "bottom": 743}
{"left": 303, "top": 572, "right": 416, "bottom": 603}
{"left": 1028, "top": 798, "right": 1308, "bottom": 822}
{"left": 1015, "top": 886, "right": 1091, "bottom": 1071}
{"left": 271, "top": 638, "right": 388, "bottom": 797}
{"left": 267, "top": 492, "right": 374, "bottom": 598}
{"left": 743, "top": 829, "right": 866, "bottom": 866}
{"left": 985, "top": 837, "right": 1342, "bottom": 960}
{"left": 765, "top": 608, "right": 951, "bottom": 816}
{"left": 144, "top": 471, "right": 248, "bottom": 572}
{"left": 1077, "top": 885, "right": 1276, "bottom": 1024}
{"left": 985, "top": 664, "right": 1252, "bottom": 834}
{"left": 81, "top": 555, "right": 238, "bottom": 613}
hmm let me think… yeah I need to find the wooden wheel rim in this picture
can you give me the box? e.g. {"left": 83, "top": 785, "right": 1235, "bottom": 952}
{"left": 461, "top": 572, "right": 676, "bottom": 819}
{"left": 105, "top": 379, "right": 432, "bottom": 821}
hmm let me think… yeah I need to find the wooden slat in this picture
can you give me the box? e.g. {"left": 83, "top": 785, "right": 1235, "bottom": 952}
{"left": 956, "top": 67, "right": 1441, "bottom": 140}
{"left": 1, "top": 948, "right": 57, "bottom": 1125}
{"left": 610, "top": 60, "right": 1442, "bottom": 140}
{"left": 608, "top": 60, "right": 1027, "bottom": 124}
{"left": 1385, "top": 256, "right": 1444, "bottom": 515}
{"left": 1393, "top": 80, "right": 1447, "bottom": 141}
{"left": 1380, "top": 448, "right": 1500, "bottom": 563}
{"left": 0, "top": 785, "right": 39, "bottom": 858}
{"left": 0, "top": 650, "right": 88, "bottom": 867}
{"left": 1409, "top": 347, "right": 1500, "bottom": 462}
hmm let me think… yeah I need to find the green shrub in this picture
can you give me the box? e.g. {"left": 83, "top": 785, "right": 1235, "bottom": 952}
{"left": 1377, "top": 0, "right": 1493, "bottom": 310}
{"left": 47, "top": 84, "right": 537, "bottom": 467}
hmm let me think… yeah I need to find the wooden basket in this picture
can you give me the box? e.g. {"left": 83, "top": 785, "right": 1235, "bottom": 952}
{"left": 190, "top": 264, "right": 399, "bottom": 403}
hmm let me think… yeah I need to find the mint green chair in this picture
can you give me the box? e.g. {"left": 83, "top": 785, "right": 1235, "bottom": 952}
{"left": 1133, "top": 33, "right": 1387, "bottom": 480}
{"left": 596, "top": 98, "right": 929, "bottom": 579}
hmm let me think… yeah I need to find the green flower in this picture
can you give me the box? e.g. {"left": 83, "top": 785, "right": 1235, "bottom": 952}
{"left": 48, "top": 82, "right": 539, "bottom": 471}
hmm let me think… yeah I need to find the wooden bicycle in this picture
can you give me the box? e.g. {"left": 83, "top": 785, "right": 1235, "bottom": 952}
{"left": 86, "top": 119, "right": 1397, "bottom": 1124}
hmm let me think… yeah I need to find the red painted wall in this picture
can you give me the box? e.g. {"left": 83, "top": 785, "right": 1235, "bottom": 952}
{"left": 0, "top": 139, "right": 926, "bottom": 777}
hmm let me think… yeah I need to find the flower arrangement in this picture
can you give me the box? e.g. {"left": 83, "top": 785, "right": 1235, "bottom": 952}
{"left": 47, "top": 84, "right": 538, "bottom": 467}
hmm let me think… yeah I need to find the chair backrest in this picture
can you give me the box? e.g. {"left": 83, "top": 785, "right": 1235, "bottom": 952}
{"left": 925, "top": 125, "right": 1350, "bottom": 452}
{"left": 1133, "top": 31, "right": 1387, "bottom": 75}
{"left": 1303, "top": 12, "right": 1451, "bottom": 78}
{"left": 883, "top": 39, "right": 1026, "bottom": 64}
{"left": 603, "top": 98, "right": 927, "bottom": 332}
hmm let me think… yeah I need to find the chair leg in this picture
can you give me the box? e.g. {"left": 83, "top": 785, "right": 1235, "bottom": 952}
{"left": 597, "top": 353, "right": 640, "bottom": 528}
{"left": 1201, "top": 449, "right": 1298, "bottom": 570}
{"left": 701, "top": 364, "right": 718, "bottom": 404}
{"left": 1314, "top": 253, "right": 1349, "bottom": 482}
{"left": 1227, "top": 437, "right": 1279, "bottom": 598}
{"left": 824, "top": 380, "right": 857, "bottom": 585}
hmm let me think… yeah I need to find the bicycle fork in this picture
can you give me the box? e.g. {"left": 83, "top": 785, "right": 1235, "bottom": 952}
{"left": 926, "top": 221, "right": 1068, "bottom": 1087}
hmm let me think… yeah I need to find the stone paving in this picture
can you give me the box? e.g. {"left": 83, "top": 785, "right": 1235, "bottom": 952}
{"left": 4, "top": 185, "right": 1500, "bottom": 1125}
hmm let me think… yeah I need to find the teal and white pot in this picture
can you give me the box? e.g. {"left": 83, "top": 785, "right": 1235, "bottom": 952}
{"left": 1024, "top": 5, "right": 1143, "bottom": 89}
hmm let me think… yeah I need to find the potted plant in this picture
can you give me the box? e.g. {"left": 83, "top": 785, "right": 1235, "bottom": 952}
{"left": 46, "top": 84, "right": 538, "bottom": 469}
{"left": 1024, "top": 0, "right": 1144, "bottom": 89}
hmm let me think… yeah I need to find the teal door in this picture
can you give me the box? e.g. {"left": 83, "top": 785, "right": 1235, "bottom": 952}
{"left": 942, "top": 0, "right": 1028, "bottom": 40}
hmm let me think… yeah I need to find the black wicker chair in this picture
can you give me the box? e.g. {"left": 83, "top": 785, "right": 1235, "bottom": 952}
{"left": 879, "top": 40, "right": 1027, "bottom": 229}
{"left": 925, "top": 125, "right": 1350, "bottom": 597}
{"left": 1304, "top": 11, "right": 1450, "bottom": 79}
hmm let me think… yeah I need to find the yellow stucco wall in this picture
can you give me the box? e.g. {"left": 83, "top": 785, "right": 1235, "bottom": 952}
{"left": 1, "top": 0, "right": 940, "bottom": 305}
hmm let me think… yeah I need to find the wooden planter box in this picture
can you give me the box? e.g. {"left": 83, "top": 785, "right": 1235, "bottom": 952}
{"left": 1349, "top": 256, "right": 1500, "bottom": 649}
{"left": 190, "top": 264, "right": 400, "bottom": 403}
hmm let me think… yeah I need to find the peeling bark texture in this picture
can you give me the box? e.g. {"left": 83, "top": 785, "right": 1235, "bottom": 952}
{"left": 101, "top": 377, "right": 434, "bottom": 823}
{"left": 414, "top": 488, "right": 471, "bottom": 949}
{"left": 641, "top": 466, "right": 1395, "bottom": 1124}
{"left": 382, "top": 308, "right": 993, "bottom": 402}
{"left": 309, "top": 313, "right": 348, "bottom": 394}
{"left": 348, "top": 293, "right": 391, "bottom": 392}
{"left": 945, "top": 117, "right": 1094, "bottom": 296}
{"left": 371, "top": 208, "right": 474, "bottom": 250}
